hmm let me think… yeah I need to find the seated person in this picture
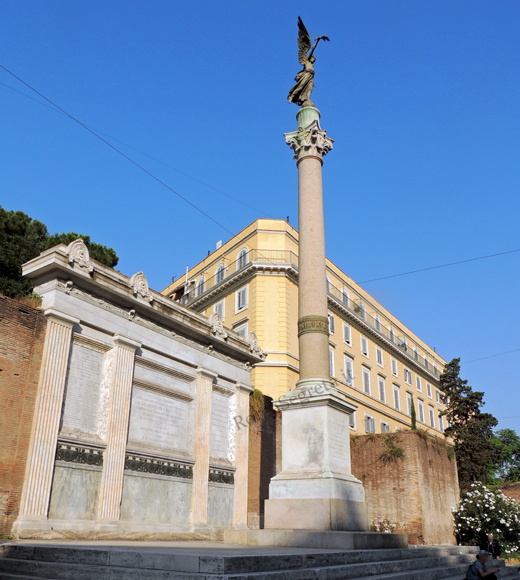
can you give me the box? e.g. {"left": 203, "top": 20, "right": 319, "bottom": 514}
{"left": 466, "top": 550, "right": 500, "bottom": 580}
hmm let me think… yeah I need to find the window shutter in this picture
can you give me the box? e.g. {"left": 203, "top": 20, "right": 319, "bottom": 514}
{"left": 363, "top": 370, "right": 370, "bottom": 394}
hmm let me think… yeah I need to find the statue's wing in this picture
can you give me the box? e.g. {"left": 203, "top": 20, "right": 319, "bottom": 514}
{"left": 297, "top": 16, "right": 312, "bottom": 65}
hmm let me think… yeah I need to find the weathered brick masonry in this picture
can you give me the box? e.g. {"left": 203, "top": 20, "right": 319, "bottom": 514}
{"left": 350, "top": 431, "right": 459, "bottom": 545}
{"left": 0, "top": 296, "right": 46, "bottom": 535}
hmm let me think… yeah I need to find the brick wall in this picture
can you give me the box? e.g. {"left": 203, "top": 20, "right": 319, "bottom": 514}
{"left": 0, "top": 295, "right": 46, "bottom": 535}
{"left": 247, "top": 394, "right": 281, "bottom": 528}
{"left": 500, "top": 482, "right": 520, "bottom": 502}
{"left": 350, "top": 430, "right": 459, "bottom": 545}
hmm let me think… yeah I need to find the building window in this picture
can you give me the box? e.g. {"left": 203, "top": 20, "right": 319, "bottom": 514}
{"left": 361, "top": 336, "right": 369, "bottom": 357}
{"left": 349, "top": 411, "right": 356, "bottom": 429}
{"left": 389, "top": 327, "right": 395, "bottom": 342}
{"left": 381, "top": 421, "right": 390, "bottom": 434}
{"left": 378, "top": 377, "right": 386, "bottom": 403}
{"left": 328, "top": 313, "right": 335, "bottom": 334}
{"left": 427, "top": 383, "right": 432, "bottom": 399}
{"left": 236, "top": 285, "right": 248, "bottom": 312}
{"left": 216, "top": 263, "right": 225, "bottom": 283}
{"left": 429, "top": 406, "right": 435, "bottom": 428}
{"left": 344, "top": 356, "right": 354, "bottom": 386}
{"left": 424, "top": 356, "right": 429, "bottom": 370}
{"left": 393, "top": 386, "right": 400, "bottom": 411}
{"left": 374, "top": 314, "right": 381, "bottom": 332}
{"left": 238, "top": 248, "right": 248, "bottom": 269}
{"left": 355, "top": 302, "right": 366, "bottom": 320}
{"left": 376, "top": 347, "right": 383, "bottom": 367}
{"left": 436, "top": 390, "right": 442, "bottom": 404}
{"left": 404, "top": 368, "right": 412, "bottom": 384}
{"left": 399, "top": 337, "right": 408, "bottom": 352}
{"left": 365, "top": 414, "right": 375, "bottom": 434}
{"left": 234, "top": 321, "right": 248, "bottom": 337}
{"left": 213, "top": 300, "right": 224, "bottom": 320}
{"left": 418, "top": 400, "right": 425, "bottom": 423}
{"left": 326, "top": 276, "right": 331, "bottom": 292}
{"left": 342, "top": 288, "right": 349, "bottom": 306}
{"left": 196, "top": 277, "right": 205, "bottom": 296}
{"left": 413, "top": 348, "right": 419, "bottom": 361}
{"left": 439, "top": 414, "right": 444, "bottom": 432}
{"left": 329, "top": 347, "right": 335, "bottom": 377}
{"left": 434, "top": 364, "right": 438, "bottom": 376}
{"left": 363, "top": 368, "right": 371, "bottom": 395}
{"left": 343, "top": 323, "right": 352, "bottom": 346}
{"left": 406, "top": 392, "right": 413, "bottom": 416}
{"left": 416, "top": 376, "right": 422, "bottom": 392}
{"left": 391, "top": 358, "right": 398, "bottom": 377}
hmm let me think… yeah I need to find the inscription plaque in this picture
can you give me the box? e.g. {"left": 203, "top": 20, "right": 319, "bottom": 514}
{"left": 134, "top": 363, "right": 190, "bottom": 394}
{"left": 210, "top": 391, "right": 229, "bottom": 459}
{"left": 328, "top": 409, "right": 350, "bottom": 473}
{"left": 128, "top": 387, "right": 189, "bottom": 452}
{"left": 61, "top": 343, "right": 103, "bottom": 436}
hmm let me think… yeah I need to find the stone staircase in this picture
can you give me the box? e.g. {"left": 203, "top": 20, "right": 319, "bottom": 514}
{"left": 0, "top": 542, "right": 518, "bottom": 580}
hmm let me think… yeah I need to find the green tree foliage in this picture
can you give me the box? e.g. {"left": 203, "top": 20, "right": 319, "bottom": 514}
{"left": 410, "top": 394, "right": 417, "bottom": 430}
{"left": 0, "top": 206, "right": 119, "bottom": 298}
{"left": 439, "top": 358, "right": 500, "bottom": 491}
{"left": 491, "top": 429, "right": 520, "bottom": 484}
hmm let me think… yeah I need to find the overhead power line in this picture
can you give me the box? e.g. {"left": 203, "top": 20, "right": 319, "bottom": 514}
{"left": 0, "top": 65, "right": 234, "bottom": 235}
{"left": 0, "top": 80, "right": 274, "bottom": 219}
{"left": 359, "top": 248, "right": 520, "bottom": 284}
{"left": 462, "top": 348, "right": 520, "bottom": 365}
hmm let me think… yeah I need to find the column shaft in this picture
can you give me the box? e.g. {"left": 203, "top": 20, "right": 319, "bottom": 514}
{"left": 232, "top": 384, "right": 252, "bottom": 527}
{"left": 298, "top": 155, "right": 330, "bottom": 381}
{"left": 190, "top": 368, "right": 215, "bottom": 526}
{"left": 97, "top": 337, "right": 139, "bottom": 521}
{"left": 18, "top": 311, "right": 78, "bottom": 518}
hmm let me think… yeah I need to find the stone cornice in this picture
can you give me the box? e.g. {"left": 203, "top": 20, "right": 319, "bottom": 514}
{"left": 22, "top": 245, "right": 262, "bottom": 367}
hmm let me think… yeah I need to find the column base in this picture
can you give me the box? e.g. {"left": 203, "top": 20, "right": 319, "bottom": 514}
{"left": 264, "top": 498, "right": 368, "bottom": 531}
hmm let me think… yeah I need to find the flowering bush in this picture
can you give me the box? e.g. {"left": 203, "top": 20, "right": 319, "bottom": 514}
{"left": 453, "top": 482, "right": 520, "bottom": 553}
{"left": 370, "top": 516, "right": 397, "bottom": 533}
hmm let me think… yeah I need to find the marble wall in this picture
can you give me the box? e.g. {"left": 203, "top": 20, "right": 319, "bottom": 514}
{"left": 48, "top": 465, "right": 101, "bottom": 521}
{"left": 207, "top": 484, "right": 234, "bottom": 527}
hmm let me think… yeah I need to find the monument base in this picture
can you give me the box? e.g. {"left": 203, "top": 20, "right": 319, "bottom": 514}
{"left": 265, "top": 498, "right": 368, "bottom": 531}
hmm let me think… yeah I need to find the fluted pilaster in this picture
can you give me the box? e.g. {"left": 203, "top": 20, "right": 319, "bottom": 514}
{"left": 232, "top": 383, "right": 253, "bottom": 528}
{"left": 18, "top": 310, "right": 79, "bottom": 518}
{"left": 97, "top": 335, "right": 140, "bottom": 521}
{"left": 190, "top": 368, "right": 216, "bottom": 526}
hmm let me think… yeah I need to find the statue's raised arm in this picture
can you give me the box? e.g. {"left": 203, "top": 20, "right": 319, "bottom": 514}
{"left": 288, "top": 16, "right": 329, "bottom": 108}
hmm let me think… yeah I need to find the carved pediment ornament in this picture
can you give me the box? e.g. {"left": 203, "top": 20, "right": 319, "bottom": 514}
{"left": 248, "top": 331, "right": 266, "bottom": 360}
{"left": 284, "top": 119, "right": 334, "bottom": 163}
{"left": 66, "top": 239, "right": 94, "bottom": 274}
{"left": 209, "top": 313, "right": 228, "bottom": 340}
{"left": 130, "top": 271, "right": 153, "bottom": 303}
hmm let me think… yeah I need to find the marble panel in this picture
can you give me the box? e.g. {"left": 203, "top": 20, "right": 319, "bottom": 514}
{"left": 210, "top": 391, "right": 229, "bottom": 459}
{"left": 48, "top": 465, "right": 101, "bottom": 520}
{"left": 207, "top": 485, "right": 233, "bottom": 527}
{"left": 120, "top": 473, "right": 192, "bottom": 525}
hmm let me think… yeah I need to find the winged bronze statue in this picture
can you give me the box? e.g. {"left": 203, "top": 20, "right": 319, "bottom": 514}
{"left": 288, "top": 17, "right": 330, "bottom": 107}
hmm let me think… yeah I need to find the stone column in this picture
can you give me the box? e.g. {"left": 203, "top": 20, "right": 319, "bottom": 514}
{"left": 264, "top": 107, "right": 368, "bottom": 531}
{"left": 190, "top": 368, "right": 216, "bottom": 527}
{"left": 97, "top": 335, "right": 140, "bottom": 521}
{"left": 232, "top": 383, "right": 253, "bottom": 528}
{"left": 17, "top": 309, "right": 79, "bottom": 520}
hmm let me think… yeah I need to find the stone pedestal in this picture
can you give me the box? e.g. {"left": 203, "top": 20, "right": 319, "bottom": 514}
{"left": 264, "top": 107, "right": 368, "bottom": 532}
{"left": 265, "top": 379, "right": 367, "bottom": 531}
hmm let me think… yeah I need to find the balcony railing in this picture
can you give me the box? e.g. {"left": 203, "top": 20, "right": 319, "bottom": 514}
{"left": 175, "top": 249, "right": 441, "bottom": 377}
{"left": 179, "top": 249, "right": 298, "bottom": 305}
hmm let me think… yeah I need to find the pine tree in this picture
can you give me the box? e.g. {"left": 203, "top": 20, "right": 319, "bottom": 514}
{"left": 439, "top": 358, "right": 500, "bottom": 491}
{"left": 0, "top": 206, "right": 119, "bottom": 298}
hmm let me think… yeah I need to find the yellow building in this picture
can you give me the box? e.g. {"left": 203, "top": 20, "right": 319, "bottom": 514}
{"left": 162, "top": 219, "right": 447, "bottom": 437}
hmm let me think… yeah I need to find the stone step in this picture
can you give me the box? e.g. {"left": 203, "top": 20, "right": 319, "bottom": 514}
{"left": 0, "top": 544, "right": 477, "bottom": 574}
{"left": 0, "top": 553, "right": 477, "bottom": 580}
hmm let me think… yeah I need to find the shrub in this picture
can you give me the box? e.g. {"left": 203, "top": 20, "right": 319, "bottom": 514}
{"left": 370, "top": 516, "right": 397, "bottom": 533}
{"left": 453, "top": 482, "right": 520, "bottom": 553}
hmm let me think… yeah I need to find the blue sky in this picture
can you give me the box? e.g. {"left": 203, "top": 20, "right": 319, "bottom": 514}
{"left": 1, "top": 1, "right": 519, "bottom": 430}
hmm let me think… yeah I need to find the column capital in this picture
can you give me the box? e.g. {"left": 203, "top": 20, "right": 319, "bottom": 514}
{"left": 44, "top": 309, "right": 80, "bottom": 328}
{"left": 196, "top": 367, "right": 218, "bottom": 382}
{"left": 235, "top": 382, "right": 253, "bottom": 394}
{"left": 284, "top": 119, "right": 333, "bottom": 165}
{"left": 112, "top": 335, "right": 141, "bottom": 351}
